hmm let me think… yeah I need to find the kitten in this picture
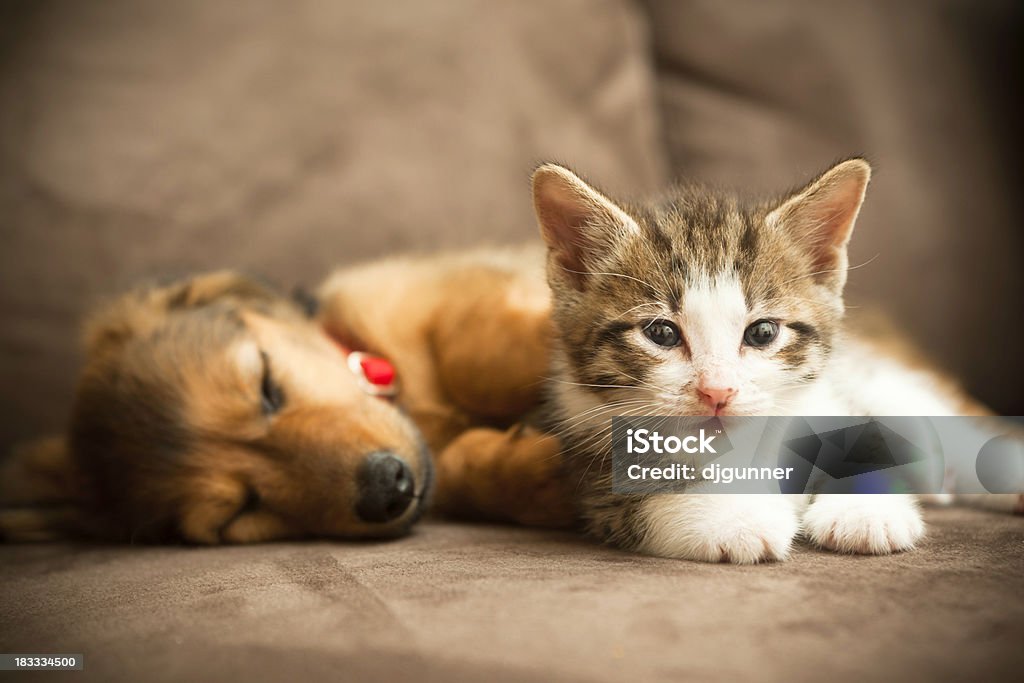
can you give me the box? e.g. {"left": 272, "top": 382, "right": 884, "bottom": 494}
{"left": 532, "top": 158, "right": 978, "bottom": 564}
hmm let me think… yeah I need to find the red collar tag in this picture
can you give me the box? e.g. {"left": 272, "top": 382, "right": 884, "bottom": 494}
{"left": 325, "top": 331, "right": 399, "bottom": 398}
{"left": 347, "top": 351, "right": 399, "bottom": 398}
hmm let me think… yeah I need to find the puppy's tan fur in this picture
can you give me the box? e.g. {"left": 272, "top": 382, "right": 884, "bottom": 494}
{"left": 316, "top": 247, "right": 573, "bottom": 528}
{"left": 0, "top": 251, "right": 572, "bottom": 543}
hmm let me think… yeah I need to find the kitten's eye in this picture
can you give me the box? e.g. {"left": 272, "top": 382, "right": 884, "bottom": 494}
{"left": 643, "top": 319, "right": 682, "bottom": 348}
{"left": 260, "top": 352, "right": 285, "bottom": 415}
{"left": 743, "top": 320, "right": 779, "bottom": 348}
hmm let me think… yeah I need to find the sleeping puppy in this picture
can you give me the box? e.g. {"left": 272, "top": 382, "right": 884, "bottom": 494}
{"left": 1, "top": 251, "right": 574, "bottom": 543}
{"left": 1, "top": 272, "right": 432, "bottom": 543}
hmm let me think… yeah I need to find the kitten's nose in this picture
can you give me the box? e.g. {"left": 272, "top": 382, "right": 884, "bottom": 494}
{"left": 697, "top": 385, "right": 736, "bottom": 409}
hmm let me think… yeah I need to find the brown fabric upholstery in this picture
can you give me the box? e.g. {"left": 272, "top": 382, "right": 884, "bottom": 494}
{"left": 1, "top": 509, "right": 1022, "bottom": 682}
{"left": 1, "top": 5, "right": 1021, "bottom": 682}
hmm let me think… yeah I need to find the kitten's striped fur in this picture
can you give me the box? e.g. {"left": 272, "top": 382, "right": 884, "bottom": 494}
{"left": 534, "top": 159, "right": 969, "bottom": 563}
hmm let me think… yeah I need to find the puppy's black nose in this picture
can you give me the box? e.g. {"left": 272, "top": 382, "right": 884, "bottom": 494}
{"left": 356, "top": 451, "right": 415, "bottom": 523}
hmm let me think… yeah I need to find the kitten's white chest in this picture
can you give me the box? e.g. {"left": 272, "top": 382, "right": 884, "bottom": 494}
{"left": 794, "top": 339, "right": 960, "bottom": 417}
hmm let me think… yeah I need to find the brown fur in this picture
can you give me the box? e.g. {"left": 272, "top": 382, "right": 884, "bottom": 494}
{"left": 316, "top": 248, "right": 574, "bottom": 527}
{"left": 2, "top": 272, "right": 433, "bottom": 542}
{"left": 1, "top": 253, "right": 575, "bottom": 544}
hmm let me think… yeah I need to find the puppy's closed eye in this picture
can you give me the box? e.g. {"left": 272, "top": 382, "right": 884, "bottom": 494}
{"left": 259, "top": 352, "right": 285, "bottom": 415}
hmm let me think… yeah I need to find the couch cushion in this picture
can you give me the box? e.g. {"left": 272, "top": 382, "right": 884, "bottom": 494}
{"left": 0, "top": 509, "right": 1022, "bottom": 682}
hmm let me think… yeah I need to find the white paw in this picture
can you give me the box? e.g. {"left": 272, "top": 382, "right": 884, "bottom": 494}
{"left": 637, "top": 494, "right": 799, "bottom": 564}
{"left": 803, "top": 494, "right": 924, "bottom": 555}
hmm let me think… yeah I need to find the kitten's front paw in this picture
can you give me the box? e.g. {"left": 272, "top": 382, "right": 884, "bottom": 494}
{"left": 803, "top": 494, "right": 924, "bottom": 555}
{"left": 637, "top": 494, "right": 799, "bottom": 564}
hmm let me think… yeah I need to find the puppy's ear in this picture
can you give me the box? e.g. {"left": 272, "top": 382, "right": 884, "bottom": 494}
{"left": 160, "top": 271, "right": 278, "bottom": 310}
{"left": 767, "top": 158, "right": 871, "bottom": 293}
{"left": 84, "top": 271, "right": 278, "bottom": 356}
{"left": 290, "top": 286, "right": 320, "bottom": 318}
{"left": 0, "top": 436, "right": 85, "bottom": 541}
{"left": 532, "top": 163, "right": 640, "bottom": 291}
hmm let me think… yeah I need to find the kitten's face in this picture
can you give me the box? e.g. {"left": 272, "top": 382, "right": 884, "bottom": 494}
{"left": 534, "top": 159, "right": 871, "bottom": 417}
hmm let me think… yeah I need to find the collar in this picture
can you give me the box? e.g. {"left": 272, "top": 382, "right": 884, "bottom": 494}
{"left": 328, "top": 335, "right": 400, "bottom": 399}
{"left": 297, "top": 287, "right": 399, "bottom": 399}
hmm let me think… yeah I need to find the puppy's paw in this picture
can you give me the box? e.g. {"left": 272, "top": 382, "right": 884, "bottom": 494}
{"left": 636, "top": 494, "right": 799, "bottom": 564}
{"left": 436, "top": 425, "right": 575, "bottom": 528}
{"left": 803, "top": 494, "right": 924, "bottom": 555}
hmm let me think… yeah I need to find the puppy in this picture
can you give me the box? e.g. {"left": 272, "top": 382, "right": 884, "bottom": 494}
{"left": 1, "top": 251, "right": 573, "bottom": 544}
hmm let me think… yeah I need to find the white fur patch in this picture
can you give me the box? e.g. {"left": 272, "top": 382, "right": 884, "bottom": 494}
{"left": 679, "top": 272, "right": 748, "bottom": 372}
{"left": 802, "top": 494, "right": 925, "bottom": 554}
{"left": 234, "top": 340, "right": 263, "bottom": 381}
{"left": 637, "top": 492, "right": 804, "bottom": 564}
{"left": 833, "top": 341, "right": 961, "bottom": 415}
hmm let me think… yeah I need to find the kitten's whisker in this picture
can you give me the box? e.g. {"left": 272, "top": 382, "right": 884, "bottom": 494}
{"left": 611, "top": 301, "right": 664, "bottom": 321}
{"left": 556, "top": 399, "right": 654, "bottom": 432}
{"left": 557, "top": 401, "right": 651, "bottom": 432}
{"left": 558, "top": 267, "right": 667, "bottom": 298}
{"left": 610, "top": 370, "right": 667, "bottom": 394}
{"left": 593, "top": 408, "right": 675, "bottom": 479}
{"left": 570, "top": 402, "right": 656, "bottom": 491}
{"left": 544, "top": 377, "right": 654, "bottom": 392}
{"left": 779, "top": 254, "right": 879, "bottom": 286}
{"left": 757, "top": 295, "right": 836, "bottom": 308}
{"left": 557, "top": 399, "right": 653, "bottom": 440}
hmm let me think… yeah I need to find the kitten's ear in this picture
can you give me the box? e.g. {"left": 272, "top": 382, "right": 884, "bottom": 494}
{"left": 532, "top": 163, "right": 639, "bottom": 290}
{"left": 767, "top": 158, "right": 871, "bottom": 292}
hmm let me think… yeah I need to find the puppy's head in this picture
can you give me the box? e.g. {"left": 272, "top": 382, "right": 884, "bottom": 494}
{"left": 71, "top": 272, "right": 432, "bottom": 543}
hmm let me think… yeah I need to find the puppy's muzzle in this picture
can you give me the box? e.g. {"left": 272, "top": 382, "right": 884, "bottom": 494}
{"left": 355, "top": 451, "right": 417, "bottom": 523}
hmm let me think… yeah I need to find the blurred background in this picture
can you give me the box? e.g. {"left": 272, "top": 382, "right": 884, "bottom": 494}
{"left": 1, "top": 0, "right": 1021, "bottom": 451}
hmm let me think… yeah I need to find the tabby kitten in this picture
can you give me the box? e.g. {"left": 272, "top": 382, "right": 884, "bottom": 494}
{"left": 533, "top": 158, "right": 955, "bottom": 564}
